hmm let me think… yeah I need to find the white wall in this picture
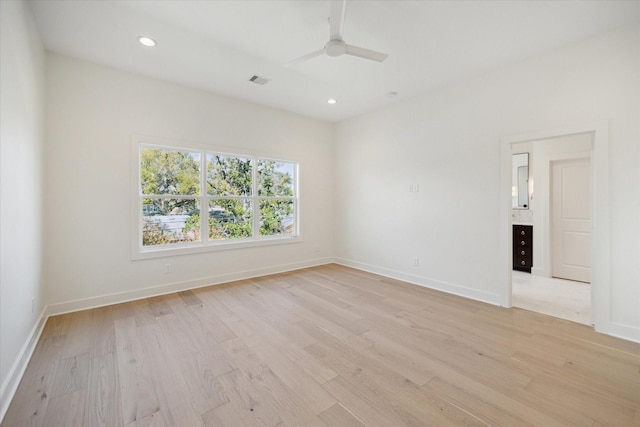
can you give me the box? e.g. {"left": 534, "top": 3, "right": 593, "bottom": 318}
{"left": 43, "top": 53, "right": 334, "bottom": 312}
{"left": 334, "top": 24, "right": 640, "bottom": 342}
{"left": 0, "top": 0, "right": 46, "bottom": 415}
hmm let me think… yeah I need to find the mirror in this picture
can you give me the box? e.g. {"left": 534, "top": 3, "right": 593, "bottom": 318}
{"left": 512, "top": 153, "right": 529, "bottom": 209}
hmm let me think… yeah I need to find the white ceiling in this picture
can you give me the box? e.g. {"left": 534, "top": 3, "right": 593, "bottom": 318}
{"left": 29, "top": 0, "right": 640, "bottom": 122}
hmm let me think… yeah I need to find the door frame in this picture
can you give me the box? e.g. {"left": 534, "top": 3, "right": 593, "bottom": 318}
{"left": 499, "top": 121, "right": 609, "bottom": 332}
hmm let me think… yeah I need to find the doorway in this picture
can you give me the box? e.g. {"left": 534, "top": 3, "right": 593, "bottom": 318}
{"left": 510, "top": 135, "right": 592, "bottom": 324}
{"left": 499, "top": 123, "right": 611, "bottom": 332}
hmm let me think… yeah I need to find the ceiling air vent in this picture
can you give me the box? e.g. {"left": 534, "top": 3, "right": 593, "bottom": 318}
{"left": 249, "top": 75, "right": 270, "bottom": 85}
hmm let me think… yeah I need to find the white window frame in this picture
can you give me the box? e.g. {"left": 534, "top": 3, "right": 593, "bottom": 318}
{"left": 131, "top": 135, "right": 301, "bottom": 260}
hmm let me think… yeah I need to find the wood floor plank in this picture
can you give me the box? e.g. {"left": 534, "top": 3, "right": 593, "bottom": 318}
{"left": 176, "top": 305, "right": 237, "bottom": 377}
{"left": 146, "top": 295, "right": 174, "bottom": 318}
{"left": 177, "top": 290, "right": 203, "bottom": 306}
{"left": 318, "top": 403, "right": 366, "bottom": 427}
{"left": 85, "top": 352, "right": 122, "bottom": 427}
{"left": 266, "top": 292, "right": 373, "bottom": 352}
{"left": 187, "top": 302, "right": 237, "bottom": 344}
{"left": 196, "top": 290, "right": 257, "bottom": 339}
{"left": 358, "top": 309, "right": 535, "bottom": 391}
{"left": 135, "top": 323, "right": 204, "bottom": 427}
{"left": 360, "top": 330, "right": 436, "bottom": 386}
{"left": 247, "top": 338, "right": 337, "bottom": 415}
{"left": 50, "top": 352, "right": 89, "bottom": 399}
{"left": 90, "top": 306, "right": 117, "bottom": 357}
{"left": 124, "top": 410, "right": 167, "bottom": 427}
{"left": 257, "top": 370, "right": 325, "bottom": 427}
{"left": 40, "top": 314, "right": 72, "bottom": 339}
{"left": 5, "top": 264, "right": 640, "bottom": 427}
{"left": 155, "top": 313, "right": 229, "bottom": 415}
{"left": 229, "top": 279, "right": 317, "bottom": 347}
{"left": 304, "top": 323, "right": 481, "bottom": 426}
{"left": 108, "top": 301, "right": 136, "bottom": 321}
{"left": 41, "top": 389, "right": 86, "bottom": 427}
{"left": 282, "top": 284, "right": 369, "bottom": 335}
{"left": 426, "top": 376, "right": 532, "bottom": 427}
{"left": 319, "top": 375, "right": 408, "bottom": 427}
{"left": 525, "top": 373, "right": 637, "bottom": 426}
{"left": 131, "top": 299, "right": 158, "bottom": 327}
{"left": 200, "top": 369, "right": 282, "bottom": 427}
{"left": 217, "top": 337, "right": 325, "bottom": 427}
{"left": 303, "top": 270, "right": 366, "bottom": 299}
{"left": 61, "top": 309, "right": 94, "bottom": 358}
{"left": 229, "top": 304, "right": 337, "bottom": 385}
{"left": 114, "top": 317, "right": 161, "bottom": 425}
{"left": 283, "top": 274, "right": 357, "bottom": 310}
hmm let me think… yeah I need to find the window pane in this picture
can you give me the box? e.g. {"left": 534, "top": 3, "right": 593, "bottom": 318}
{"left": 140, "top": 147, "right": 200, "bottom": 195}
{"left": 258, "top": 160, "right": 294, "bottom": 197}
{"left": 207, "top": 155, "right": 252, "bottom": 196}
{"left": 209, "top": 199, "right": 252, "bottom": 240}
{"left": 142, "top": 198, "right": 200, "bottom": 246}
{"left": 260, "top": 199, "right": 294, "bottom": 236}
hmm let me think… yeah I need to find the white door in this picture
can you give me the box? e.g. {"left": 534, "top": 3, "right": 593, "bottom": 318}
{"left": 551, "top": 158, "right": 591, "bottom": 282}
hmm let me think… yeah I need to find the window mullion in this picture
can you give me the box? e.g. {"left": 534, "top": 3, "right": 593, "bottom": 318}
{"left": 201, "top": 150, "right": 208, "bottom": 245}
{"left": 252, "top": 157, "right": 259, "bottom": 238}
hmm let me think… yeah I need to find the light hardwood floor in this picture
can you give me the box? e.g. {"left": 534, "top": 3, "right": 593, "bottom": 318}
{"left": 3, "top": 264, "right": 639, "bottom": 426}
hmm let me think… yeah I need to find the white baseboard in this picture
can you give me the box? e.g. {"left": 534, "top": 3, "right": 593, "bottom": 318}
{"left": 0, "top": 307, "right": 47, "bottom": 424}
{"left": 45, "top": 257, "right": 334, "bottom": 317}
{"left": 597, "top": 321, "right": 640, "bottom": 344}
{"left": 334, "top": 257, "right": 502, "bottom": 306}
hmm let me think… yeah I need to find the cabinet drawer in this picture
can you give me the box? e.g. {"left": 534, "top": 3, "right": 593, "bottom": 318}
{"left": 514, "top": 256, "right": 532, "bottom": 268}
{"left": 513, "top": 225, "right": 531, "bottom": 239}
{"left": 513, "top": 247, "right": 531, "bottom": 258}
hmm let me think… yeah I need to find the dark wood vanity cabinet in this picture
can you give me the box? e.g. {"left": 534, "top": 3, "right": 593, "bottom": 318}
{"left": 513, "top": 225, "right": 532, "bottom": 273}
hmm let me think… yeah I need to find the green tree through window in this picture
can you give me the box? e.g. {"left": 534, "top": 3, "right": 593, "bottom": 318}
{"left": 258, "top": 160, "right": 295, "bottom": 236}
{"left": 140, "top": 147, "right": 200, "bottom": 246}
{"left": 139, "top": 144, "right": 297, "bottom": 249}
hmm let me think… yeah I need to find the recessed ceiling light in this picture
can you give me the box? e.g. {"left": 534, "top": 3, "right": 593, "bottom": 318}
{"left": 138, "top": 36, "right": 157, "bottom": 47}
{"left": 327, "top": 99, "right": 337, "bottom": 105}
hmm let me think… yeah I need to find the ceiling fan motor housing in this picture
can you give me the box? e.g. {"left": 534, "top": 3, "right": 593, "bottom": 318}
{"left": 325, "top": 39, "right": 347, "bottom": 57}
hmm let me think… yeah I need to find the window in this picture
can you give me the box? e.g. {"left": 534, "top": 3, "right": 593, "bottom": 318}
{"left": 135, "top": 141, "right": 298, "bottom": 257}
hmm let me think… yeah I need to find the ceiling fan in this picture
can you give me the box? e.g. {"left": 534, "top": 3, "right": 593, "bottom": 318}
{"left": 287, "top": 0, "right": 388, "bottom": 65}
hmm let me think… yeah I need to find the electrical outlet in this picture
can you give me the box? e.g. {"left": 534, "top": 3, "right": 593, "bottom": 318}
{"left": 164, "top": 264, "right": 172, "bottom": 274}
{"left": 412, "top": 257, "right": 420, "bottom": 267}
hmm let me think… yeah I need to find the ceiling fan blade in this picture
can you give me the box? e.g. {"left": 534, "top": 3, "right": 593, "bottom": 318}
{"left": 284, "top": 49, "right": 325, "bottom": 66}
{"left": 329, "top": 0, "right": 346, "bottom": 40}
{"left": 344, "top": 44, "right": 388, "bottom": 62}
